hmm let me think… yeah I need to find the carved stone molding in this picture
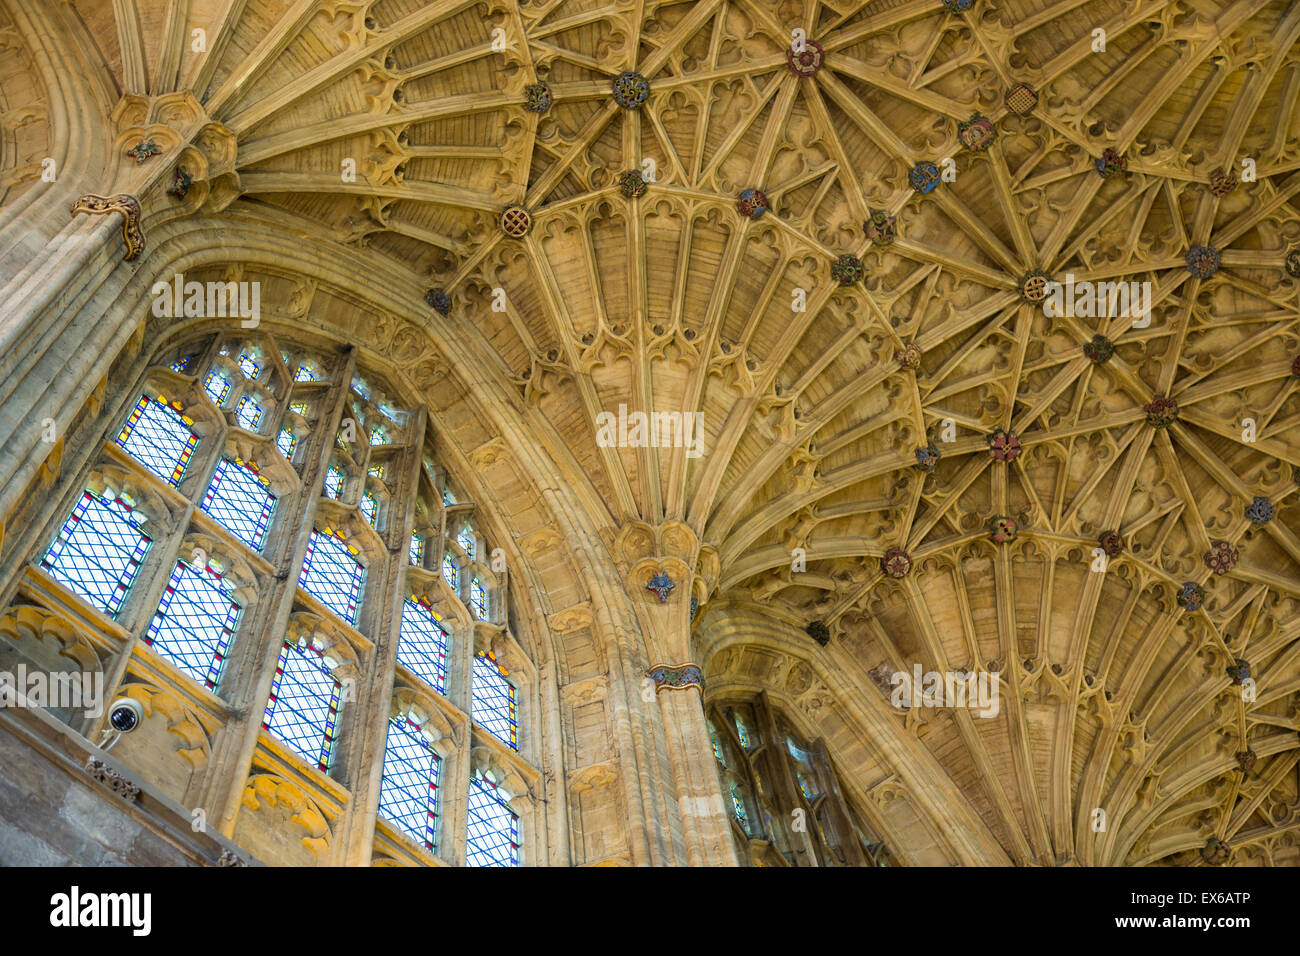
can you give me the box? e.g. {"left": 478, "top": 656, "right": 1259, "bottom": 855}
{"left": 70, "top": 193, "right": 143, "bottom": 260}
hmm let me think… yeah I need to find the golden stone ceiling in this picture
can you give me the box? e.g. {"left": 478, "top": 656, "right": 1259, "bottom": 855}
{"left": 60, "top": 0, "right": 1300, "bottom": 864}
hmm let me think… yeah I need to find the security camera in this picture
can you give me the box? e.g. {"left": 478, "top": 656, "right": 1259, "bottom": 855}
{"left": 96, "top": 698, "right": 144, "bottom": 751}
{"left": 109, "top": 697, "right": 143, "bottom": 732}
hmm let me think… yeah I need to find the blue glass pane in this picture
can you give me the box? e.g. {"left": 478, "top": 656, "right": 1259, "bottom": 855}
{"left": 41, "top": 491, "right": 150, "bottom": 616}
{"left": 466, "top": 771, "right": 519, "bottom": 867}
{"left": 237, "top": 352, "right": 261, "bottom": 379}
{"left": 145, "top": 560, "right": 240, "bottom": 690}
{"left": 200, "top": 458, "right": 276, "bottom": 552}
{"left": 115, "top": 395, "right": 199, "bottom": 487}
{"left": 298, "top": 529, "right": 364, "bottom": 625}
{"left": 471, "top": 651, "right": 517, "bottom": 750}
{"left": 262, "top": 640, "right": 342, "bottom": 771}
{"left": 378, "top": 716, "right": 440, "bottom": 851}
{"left": 397, "top": 597, "right": 448, "bottom": 694}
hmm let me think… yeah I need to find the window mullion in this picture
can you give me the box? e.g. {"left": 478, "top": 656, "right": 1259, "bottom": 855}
{"left": 201, "top": 346, "right": 358, "bottom": 854}
{"left": 337, "top": 406, "right": 428, "bottom": 866}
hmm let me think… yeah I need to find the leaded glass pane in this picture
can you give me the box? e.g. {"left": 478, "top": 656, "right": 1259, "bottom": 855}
{"left": 237, "top": 351, "right": 261, "bottom": 379}
{"left": 409, "top": 533, "right": 423, "bottom": 567}
{"left": 471, "top": 651, "right": 517, "bottom": 749}
{"left": 200, "top": 458, "right": 276, "bottom": 552}
{"left": 262, "top": 640, "right": 341, "bottom": 771}
{"left": 289, "top": 401, "right": 309, "bottom": 417}
{"left": 378, "top": 716, "right": 440, "bottom": 851}
{"left": 370, "top": 425, "right": 390, "bottom": 446}
{"left": 294, "top": 362, "right": 319, "bottom": 382}
{"left": 466, "top": 771, "right": 519, "bottom": 867}
{"left": 276, "top": 428, "right": 297, "bottom": 459}
{"left": 204, "top": 371, "right": 230, "bottom": 406}
{"left": 351, "top": 375, "right": 370, "bottom": 400}
{"left": 235, "top": 395, "right": 262, "bottom": 431}
{"left": 397, "top": 596, "right": 448, "bottom": 694}
{"left": 115, "top": 395, "right": 199, "bottom": 486}
{"left": 41, "top": 491, "right": 150, "bottom": 617}
{"left": 298, "top": 528, "right": 364, "bottom": 624}
{"left": 442, "top": 554, "right": 457, "bottom": 590}
{"left": 145, "top": 560, "right": 240, "bottom": 690}
{"left": 323, "top": 465, "right": 345, "bottom": 500}
{"left": 360, "top": 492, "right": 377, "bottom": 527}
{"left": 470, "top": 577, "right": 487, "bottom": 619}
{"left": 457, "top": 527, "right": 474, "bottom": 559}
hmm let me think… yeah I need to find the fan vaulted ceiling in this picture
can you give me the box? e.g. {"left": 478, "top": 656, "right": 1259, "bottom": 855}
{"left": 48, "top": 0, "right": 1300, "bottom": 865}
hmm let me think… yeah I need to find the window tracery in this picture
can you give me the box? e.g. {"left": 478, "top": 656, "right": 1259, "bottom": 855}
{"left": 706, "top": 695, "right": 892, "bottom": 867}
{"left": 8, "top": 328, "right": 539, "bottom": 868}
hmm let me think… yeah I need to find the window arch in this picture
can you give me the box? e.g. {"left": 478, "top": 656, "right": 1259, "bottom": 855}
{"left": 10, "top": 327, "right": 543, "bottom": 869}
{"left": 706, "top": 695, "right": 892, "bottom": 867}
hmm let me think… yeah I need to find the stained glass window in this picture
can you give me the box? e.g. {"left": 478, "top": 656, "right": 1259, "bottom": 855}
{"left": 442, "top": 488, "right": 455, "bottom": 506}
{"left": 294, "top": 362, "right": 319, "bottom": 382}
{"left": 115, "top": 395, "right": 200, "bottom": 487}
{"left": 351, "top": 375, "right": 370, "bottom": 400}
{"left": 466, "top": 771, "right": 519, "bottom": 867}
{"left": 237, "top": 351, "right": 261, "bottom": 379}
{"left": 235, "top": 395, "right": 262, "bottom": 431}
{"left": 204, "top": 371, "right": 230, "bottom": 406}
{"left": 201, "top": 458, "right": 276, "bottom": 552}
{"left": 170, "top": 355, "right": 193, "bottom": 373}
{"left": 289, "top": 401, "right": 309, "bottom": 417}
{"left": 731, "top": 783, "right": 749, "bottom": 829}
{"left": 360, "top": 492, "right": 378, "bottom": 527}
{"left": 298, "top": 528, "right": 364, "bottom": 625}
{"left": 470, "top": 577, "right": 487, "bottom": 619}
{"left": 397, "top": 596, "right": 448, "bottom": 694}
{"left": 409, "top": 533, "right": 424, "bottom": 567}
{"left": 442, "top": 554, "right": 457, "bottom": 590}
{"left": 379, "top": 715, "right": 440, "bottom": 851}
{"left": 41, "top": 490, "right": 150, "bottom": 617}
{"left": 370, "top": 425, "right": 390, "bottom": 446}
{"left": 457, "top": 527, "right": 474, "bottom": 559}
{"left": 324, "top": 464, "right": 345, "bottom": 500}
{"left": 145, "top": 560, "right": 240, "bottom": 690}
{"left": 276, "top": 428, "right": 297, "bottom": 459}
{"left": 368, "top": 465, "right": 385, "bottom": 480}
{"left": 262, "top": 639, "right": 342, "bottom": 771}
{"left": 471, "top": 651, "right": 517, "bottom": 750}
